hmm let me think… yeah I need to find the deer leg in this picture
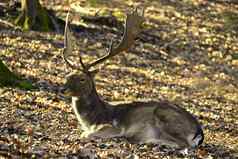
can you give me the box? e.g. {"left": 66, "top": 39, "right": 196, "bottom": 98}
{"left": 88, "top": 126, "right": 123, "bottom": 139}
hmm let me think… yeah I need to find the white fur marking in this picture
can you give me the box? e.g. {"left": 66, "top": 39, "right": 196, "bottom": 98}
{"left": 112, "top": 119, "right": 118, "bottom": 127}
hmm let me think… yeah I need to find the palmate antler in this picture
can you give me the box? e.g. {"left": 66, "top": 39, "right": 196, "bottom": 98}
{"left": 63, "top": 8, "right": 144, "bottom": 72}
{"left": 62, "top": 12, "right": 86, "bottom": 71}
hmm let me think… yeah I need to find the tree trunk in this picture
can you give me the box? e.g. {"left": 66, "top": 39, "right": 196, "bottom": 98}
{"left": 15, "top": 0, "right": 55, "bottom": 31}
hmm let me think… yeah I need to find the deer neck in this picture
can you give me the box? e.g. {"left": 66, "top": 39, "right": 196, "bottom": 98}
{"left": 71, "top": 86, "right": 112, "bottom": 126}
{"left": 81, "top": 87, "right": 102, "bottom": 105}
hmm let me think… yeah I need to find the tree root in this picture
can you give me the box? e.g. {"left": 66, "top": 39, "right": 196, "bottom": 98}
{"left": 14, "top": 1, "right": 58, "bottom": 32}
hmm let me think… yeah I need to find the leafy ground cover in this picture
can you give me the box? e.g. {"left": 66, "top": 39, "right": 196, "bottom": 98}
{"left": 0, "top": 0, "right": 238, "bottom": 158}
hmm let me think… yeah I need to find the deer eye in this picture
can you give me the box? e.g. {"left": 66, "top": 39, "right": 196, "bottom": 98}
{"left": 79, "top": 78, "right": 86, "bottom": 82}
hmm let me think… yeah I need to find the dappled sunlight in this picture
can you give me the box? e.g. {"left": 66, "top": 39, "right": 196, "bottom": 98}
{"left": 0, "top": 0, "right": 238, "bottom": 158}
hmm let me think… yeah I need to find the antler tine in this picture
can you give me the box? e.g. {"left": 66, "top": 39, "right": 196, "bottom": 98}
{"left": 86, "top": 8, "right": 144, "bottom": 69}
{"left": 63, "top": 11, "right": 86, "bottom": 71}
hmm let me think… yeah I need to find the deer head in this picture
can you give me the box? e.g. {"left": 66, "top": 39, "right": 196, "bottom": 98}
{"left": 63, "top": 9, "right": 144, "bottom": 99}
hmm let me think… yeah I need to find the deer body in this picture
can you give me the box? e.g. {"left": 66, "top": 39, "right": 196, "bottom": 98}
{"left": 63, "top": 9, "right": 204, "bottom": 149}
{"left": 65, "top": 72, "right": 203, "bottom": 149}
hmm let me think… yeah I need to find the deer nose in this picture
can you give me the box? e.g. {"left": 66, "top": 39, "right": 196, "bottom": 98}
{"left": 60, "top": 86, "right": 67, "bottom": 93}
{"left": 60, "top": 86, "right": 72, "bottom": 96}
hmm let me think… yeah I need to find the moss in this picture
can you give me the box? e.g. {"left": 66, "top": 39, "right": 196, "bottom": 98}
{"left": 14, "top": 12, "right": 24, "bottom": 27}
{"left": 34, "top": 5, "right": 52, "bottom": 31}
{"left": 23, "top": 16, "right": 31, "bottom": 30}
{"left": 0, "top": 59, "right": 19, "bottom": 86}
{"left": 222, "top": 11, "right": 238, "bottom": 32}
{"left": 15, "top": 0, "right": 54, "bottom": 32}
{"left": 0, "top": 60, "right": 34, "bottom": 90}
{"left": 88, "top": 0, "right": 99, "bottom": 7}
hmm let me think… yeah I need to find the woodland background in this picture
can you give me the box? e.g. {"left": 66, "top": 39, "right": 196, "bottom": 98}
{"left": 0, "top": 0, "right": 238, "bottom": 158}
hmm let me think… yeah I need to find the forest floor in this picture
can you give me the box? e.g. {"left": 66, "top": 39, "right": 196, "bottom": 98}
{"left": 0, "top": 0, "right": 238, "bottom": 158}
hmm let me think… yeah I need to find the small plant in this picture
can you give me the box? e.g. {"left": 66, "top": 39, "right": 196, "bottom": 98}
{"left": 222, "top": 11, "right": 238, "bottom": 32}
{"left": 88, "top": 0, "right": 99, "bottom": 7}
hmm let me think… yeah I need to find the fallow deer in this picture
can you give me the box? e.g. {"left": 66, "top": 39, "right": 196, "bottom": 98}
{"left": 62, "top": 9, "right": 204, "bottom": 149}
